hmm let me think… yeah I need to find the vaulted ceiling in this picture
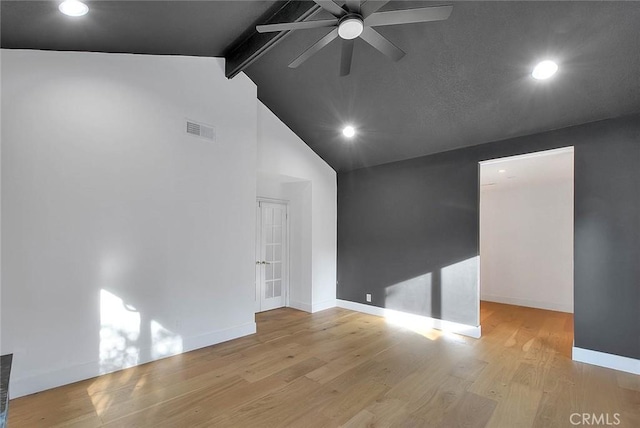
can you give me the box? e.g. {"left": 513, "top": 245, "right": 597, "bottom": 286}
{"left": 3, "top": 1, "right": 640, "bottom": 171}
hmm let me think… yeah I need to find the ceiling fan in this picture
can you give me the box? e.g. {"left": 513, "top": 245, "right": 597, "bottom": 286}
{"left": 256, "top": 1, "right": 453, "bottom": 76}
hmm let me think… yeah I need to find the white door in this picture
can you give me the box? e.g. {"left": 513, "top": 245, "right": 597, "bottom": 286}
{"left": 255, "top": 201, "right": 287, "bottom": 312}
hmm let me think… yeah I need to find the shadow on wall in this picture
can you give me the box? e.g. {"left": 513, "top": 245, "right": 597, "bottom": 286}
{"left": 383, "top": 256, "right": 479, "bottom": 326}
{"left": 99, "top": 289, "right": 182, "bottom": 375}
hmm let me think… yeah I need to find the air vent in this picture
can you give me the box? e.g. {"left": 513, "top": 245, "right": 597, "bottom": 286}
{"left": 186, "top": 120, "right": 215, "bottom": 142}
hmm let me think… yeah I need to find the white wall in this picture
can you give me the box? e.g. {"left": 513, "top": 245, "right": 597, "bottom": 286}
{"left": 480, "top": 169, "right": 574, "bottom": 313}
{"left": 257, "top": 103, "right": 337, "bottom": 312}
{"left": 1, "top": 50, "right": 258, "bottom": 397}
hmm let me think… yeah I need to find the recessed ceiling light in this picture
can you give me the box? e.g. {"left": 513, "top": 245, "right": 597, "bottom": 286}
{"left": 498, "top": 169, "right": 506, "bottom": 173}
{"left": 342, "top": 125, "right": 356, "bottom": 138}
{"left": 532, "top": 60, "right": 558, "bottom": 80}
{"left": 59, "top": 0, "right": 89, "bottom": 17}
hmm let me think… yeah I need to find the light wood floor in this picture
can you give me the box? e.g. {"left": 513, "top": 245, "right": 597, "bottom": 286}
{"left": 8, "top": 302, "right": 640, "bottom": 427}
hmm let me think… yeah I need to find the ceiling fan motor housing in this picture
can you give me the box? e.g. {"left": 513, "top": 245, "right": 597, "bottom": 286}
{"left": 338, "top": 13, "right": 364, "bottom": 40}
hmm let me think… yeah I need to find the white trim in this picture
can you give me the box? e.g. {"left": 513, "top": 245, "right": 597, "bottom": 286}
{"left": 257, "top": 196, "right": 289, "bottom": 204}
{"left": 9, "top": 322, "right": 256, "bottom": 399}
{"left": 475, "top": 255, "right": 481, "bottom": 326}
{"left": 572, "top": 347, "right": 640, "bottom": 375}
{"left": 311, "top": 299, "right": 337, "bottom": 313}
{"left": 288, "top": 300, "right": 312, "bottom": 313}
{"left": 479, "top": 146, "right": 575, "bottom": 166}
{"left": 336, "top": 299, "right": 481, "bottom": 339}
{"left": 182, "top": 322, "right": 256, "bottom": 352}
{"left": 481, "top": 294, "right": 573, "bottom": 313}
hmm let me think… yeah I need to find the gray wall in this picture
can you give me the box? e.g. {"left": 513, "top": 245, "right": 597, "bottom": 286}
{"left": 338, "top": 114, "right": 640, "bottom": 359}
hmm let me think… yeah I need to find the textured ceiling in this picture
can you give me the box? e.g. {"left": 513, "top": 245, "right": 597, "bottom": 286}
{"left": 0, "top": 0, "right": 274, "bottom": 57}
{"left": 3, "top": 1, "right": 640, "bottom": 172}
{"left": 246, "top": 1, "right": 640, "bottom": 171}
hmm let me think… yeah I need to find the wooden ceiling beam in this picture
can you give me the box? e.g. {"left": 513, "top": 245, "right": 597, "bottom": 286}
{"left": 224, "top": 1, "right": 323, "bottom": 79}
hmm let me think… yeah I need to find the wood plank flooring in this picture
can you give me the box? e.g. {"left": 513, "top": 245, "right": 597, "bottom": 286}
{"left": 8, "top": 302, "right": 640, "bottom": 427}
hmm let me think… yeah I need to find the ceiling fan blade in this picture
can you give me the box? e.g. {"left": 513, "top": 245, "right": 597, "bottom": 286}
{"left": 313, "top": 0, "right": 347, "bottom": 17}
{"left": 289, "top": 28, "right": 339, "bottom": 68}
{"left": 360, "top": 0, "right": 390, "bottom": 18}
{"left": 359, "top": 27, "right": 405, "bottom": 61}
{"left": 340, "top": 39, "right": 355, "bottom": 76}
{"left": 256, "top": 19, "right": 338, "bottom": 33}
{"left": 345, "top": 0, "right": 361, "bottom": 13}
{"left": 365, "top": 5, "right": 453, "bottom": 27}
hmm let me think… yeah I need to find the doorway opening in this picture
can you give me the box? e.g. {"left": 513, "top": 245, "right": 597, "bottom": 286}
{"left": 479, "top": 147, "right": 574, "bottom": 356}
{"left": 255, "top": 199, "right": 289, "bottom": 313}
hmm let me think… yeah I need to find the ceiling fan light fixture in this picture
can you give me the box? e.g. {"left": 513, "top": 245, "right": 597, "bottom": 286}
{"left": 257, "top": 3, "right": 453, "bottom": 76}
{"left": 338, "top": 17, "right": 364, "bottom": 40}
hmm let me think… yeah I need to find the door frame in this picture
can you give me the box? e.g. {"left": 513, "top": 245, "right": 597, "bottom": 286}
{"left": 477, "top": 146, "right": 575, "bottom": 328}
{"left": 255, "top": 197, "right": 290, "bottom": 312}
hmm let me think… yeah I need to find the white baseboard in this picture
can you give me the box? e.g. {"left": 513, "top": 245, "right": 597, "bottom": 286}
{"left": 10, "top": 358, "right": 103, "bottom": 401}
{"left": 181, "top": 322, "right": 256, "bottom": 353}
{"left": 312, "top": 299, "right": 337, "bottom": 313}
{"left": 572, "top": 346, "right": 640, "bottom": 375}
{"left": 336, "top": 299, "right": 481, "bottom": 339}
{"left": 289, "top": 299, "right": 337, "bottom": 313}
{"left": 9, "top": 322, "right": 256, "bottom": 399}
{"left": 481, "top": 294, "right": 573, "bottom": 313}
{"left": 288, "top": 300, "right": 312, "bottom": 313}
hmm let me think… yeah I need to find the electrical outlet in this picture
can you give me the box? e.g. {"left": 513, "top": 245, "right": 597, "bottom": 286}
{"left": 366, "top": 293, "right": 372, "bottom": 302}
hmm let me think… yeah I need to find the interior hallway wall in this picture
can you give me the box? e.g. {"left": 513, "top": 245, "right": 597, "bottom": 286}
{"left": 257, "top": 102, "right": 337, "bottom": 313}
{"left": 256, "top": 175, "right": 313, "bottom": 311}
{"left": 480, "top": 155, "right": 574, "bottom": 313}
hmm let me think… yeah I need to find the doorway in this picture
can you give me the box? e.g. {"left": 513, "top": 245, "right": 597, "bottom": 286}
{"left": 479, "top": 147, "right": 574, "bottom": 317}
{"left": 255, "top": 200, "right": 288, "bottom": 312}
